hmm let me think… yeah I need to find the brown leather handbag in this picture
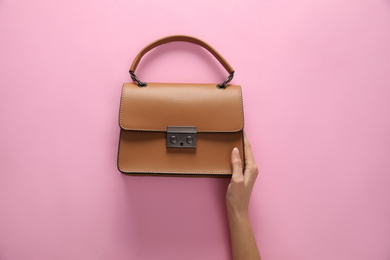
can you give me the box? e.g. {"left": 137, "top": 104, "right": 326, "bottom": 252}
{"left": 117, "top": 35, "right": 244, "bottom": 176}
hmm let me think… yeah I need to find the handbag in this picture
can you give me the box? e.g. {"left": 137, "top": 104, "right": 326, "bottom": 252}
{"left": 117, "top": 35, "right": 245, "bottom": 176}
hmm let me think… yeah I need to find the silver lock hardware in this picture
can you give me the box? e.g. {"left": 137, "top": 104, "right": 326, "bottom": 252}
{"left": 166, "top": 126, "right": 197, "bottom": 148}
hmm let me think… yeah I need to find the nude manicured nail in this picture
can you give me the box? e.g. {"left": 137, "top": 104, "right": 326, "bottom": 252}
{"left": 233, "top": 147, "right": 240, "bottom": 157}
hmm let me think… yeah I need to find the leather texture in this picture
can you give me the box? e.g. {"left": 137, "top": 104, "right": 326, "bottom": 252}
{"left": 130, "top": 35, "right": 234, "bottom": 74}
{"left": 118, "top": 35, "right": 244, "bottom": 176}
{"left": 120, "top": 83, "right": 243, "bottom": 132}
{"left": 118, "top": 131, "right": 244, "bottom": 176}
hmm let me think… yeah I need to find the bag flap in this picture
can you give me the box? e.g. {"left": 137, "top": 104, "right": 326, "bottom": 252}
{"left": 119, "top": 83, "right": 244, "bottom": 132}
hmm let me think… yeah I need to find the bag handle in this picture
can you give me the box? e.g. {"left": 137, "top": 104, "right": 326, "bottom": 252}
{"left": 129, "top": 35, "right": 235, "bottom": 89}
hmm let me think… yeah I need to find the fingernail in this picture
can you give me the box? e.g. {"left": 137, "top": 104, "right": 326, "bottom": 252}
{"left": 233, "top": 147, "right": 240, "bottom": 157}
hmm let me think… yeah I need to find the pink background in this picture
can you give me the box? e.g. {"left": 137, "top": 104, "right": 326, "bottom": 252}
{"left": 1, "top": 0, "right": 390, "bottom": 259}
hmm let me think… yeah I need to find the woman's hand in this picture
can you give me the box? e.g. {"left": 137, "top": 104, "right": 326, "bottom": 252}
{"left": 226, "top": 133, "right": 261, "bottom": 260}
{"left": 226, "top": 133, "right": 259, "bottom": 217}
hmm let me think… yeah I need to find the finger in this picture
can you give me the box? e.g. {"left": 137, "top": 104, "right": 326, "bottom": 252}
{"left": 243, "top": 132, "right": 259, "bottom": 182}
{"left": 231, "top": 147, "right": 244, "bottom": 182}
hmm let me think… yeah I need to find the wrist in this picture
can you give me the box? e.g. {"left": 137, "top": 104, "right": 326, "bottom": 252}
{"left": 227, "top": 207, "right": 249, "bottom": 221}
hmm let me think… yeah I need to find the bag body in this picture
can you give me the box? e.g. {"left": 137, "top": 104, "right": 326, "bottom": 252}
{"left": 117, "top": 35, "right": 245, "bottom": 176}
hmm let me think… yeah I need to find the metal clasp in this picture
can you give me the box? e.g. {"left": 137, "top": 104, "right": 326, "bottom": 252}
{"left": 217, "top": 71, "right": 235, "bottom": 89}
{"left": 129, "top": 70, "right": 147, "bottom": 87}
{"left": 166, "top": 126, "right": 197, "bottom": 148}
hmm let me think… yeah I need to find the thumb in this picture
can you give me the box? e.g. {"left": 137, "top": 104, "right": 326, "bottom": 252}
{"left": 231, "top": 147, "right": 243, "bottom": 181}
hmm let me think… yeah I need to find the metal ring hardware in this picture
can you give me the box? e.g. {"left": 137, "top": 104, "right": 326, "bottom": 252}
{"left": 217, "top": 71, "right": 235, "bottom": 89}
{"left": 129, "top": 70, "right": 147, "bottom": 87}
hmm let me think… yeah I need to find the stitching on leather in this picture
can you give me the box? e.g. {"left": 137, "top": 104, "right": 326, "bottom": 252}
{"left": 119, "top": 169, "right": 231, "bottom": 174}
{"left": 119, "top": 86, "right": 244, "bottom": 132}
{"left": 118, "top": 139, "right": 244, "bottom": 174}
{"left": 119, "top": 85, "right": 125, "bottom": 128}
{"left": 239, "top": 87, "right": 243, "bottom": 129}
{"left": 120, "top": 128, "right": 239, "bottom": 132}
{"left": 239, "top": 132, "right": 245, "bottom": 168}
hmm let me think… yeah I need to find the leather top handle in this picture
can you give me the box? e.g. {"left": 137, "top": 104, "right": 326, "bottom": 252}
{"left": 129, "top": 35, "right": 235, "bottom": 88}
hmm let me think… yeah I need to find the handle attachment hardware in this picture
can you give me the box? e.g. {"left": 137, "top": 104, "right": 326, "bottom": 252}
{"left": 129, "top": 70, "right": 147, "bottom": 87}
{"left": 217, "top": 71, "right": 235, "bottom": 89}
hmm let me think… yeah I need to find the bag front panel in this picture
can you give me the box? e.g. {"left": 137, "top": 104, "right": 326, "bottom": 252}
{"left": 118, "top": 130, "right": 244, "bottom": 176}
